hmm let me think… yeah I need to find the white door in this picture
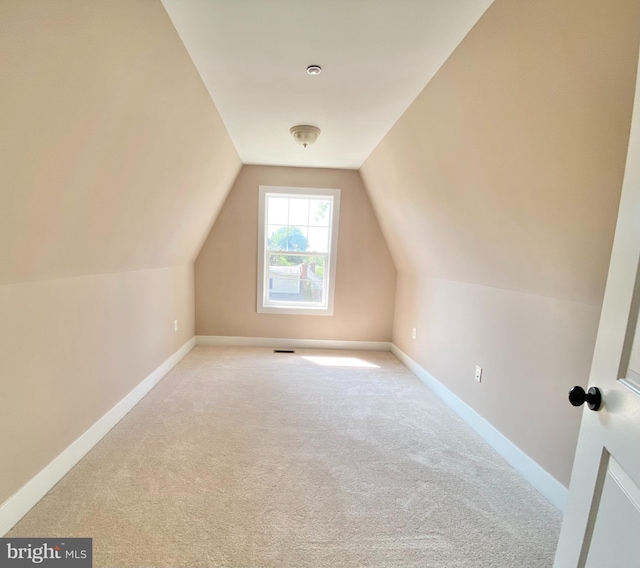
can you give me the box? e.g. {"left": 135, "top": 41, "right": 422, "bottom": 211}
{"left": 553, "top": 50, "right": 640, "bottom": 567}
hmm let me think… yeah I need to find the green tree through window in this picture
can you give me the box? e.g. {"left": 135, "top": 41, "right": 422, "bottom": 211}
{"left": 268, "top": 227, "right": 309, "bottom": 265}
{"left": 268, "top": 227, "right": 309, "bottom": 252}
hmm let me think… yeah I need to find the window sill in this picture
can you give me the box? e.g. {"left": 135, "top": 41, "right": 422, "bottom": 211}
{"left": 257, "top": 304, "right": 334, "bottom": 316}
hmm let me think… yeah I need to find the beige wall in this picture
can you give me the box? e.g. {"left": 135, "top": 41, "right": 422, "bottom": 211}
{"left": 0, "top": 267, "right": 194, "bottom": 505}
{"left": 195, "top": 166, "right": 396, "bottom": 341}
{"left": 393, "top": 276, "right": 601, "bottom": 484}
{"left": 361, "top": 0, "right": 640, "bottom": 485}
{"left": 0, "top": 1, "right": 240, "bottom": 509}
{"left": 0, "top": 0, "right": 241, "bottom": 284}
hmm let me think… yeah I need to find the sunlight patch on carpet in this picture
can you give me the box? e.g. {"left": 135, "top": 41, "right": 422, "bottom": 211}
{"left": 301, "top": 355, "right": 380, "bottom": 368}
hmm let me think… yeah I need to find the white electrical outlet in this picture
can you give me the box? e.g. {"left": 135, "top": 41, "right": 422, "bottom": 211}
{"left": 174, "top": 319, "right": 179, "bottom": 332}
{"left": 475, "top": 366, "right": 483, "bottom": 383}
{"left": 412, "top": 328, "right": 417, "bottom": 339}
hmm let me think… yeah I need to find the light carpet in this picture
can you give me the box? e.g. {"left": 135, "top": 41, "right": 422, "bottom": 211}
{"left": 8, "top": 346, "right": 561, "bottom": 567}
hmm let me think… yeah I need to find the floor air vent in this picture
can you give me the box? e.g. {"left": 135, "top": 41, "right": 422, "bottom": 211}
{"left": 273, "top": 349, "right": 295, "bottom": 354}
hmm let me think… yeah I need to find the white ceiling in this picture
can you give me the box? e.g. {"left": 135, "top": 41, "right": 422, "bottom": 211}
{"left": 160, "top": 0, "right": 494, "bottom": 169}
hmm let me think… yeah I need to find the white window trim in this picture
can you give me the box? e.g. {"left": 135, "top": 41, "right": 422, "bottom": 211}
{"left": 257, "top": 186, "right": 341, "bottom": 316}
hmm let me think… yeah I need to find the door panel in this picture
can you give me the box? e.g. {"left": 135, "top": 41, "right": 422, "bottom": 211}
{"left": 553, "top": 42, "right": 640, "bottom": 568}
{"left": 584, "top": 457, "right": 640, "bottom": 568}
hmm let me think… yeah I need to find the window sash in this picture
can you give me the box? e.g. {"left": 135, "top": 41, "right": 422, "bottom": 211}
{"left": 263, "top": 251, "right": 330, "bottom": 309}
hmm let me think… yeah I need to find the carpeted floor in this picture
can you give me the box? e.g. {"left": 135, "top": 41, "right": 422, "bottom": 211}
{"left": 8, "top": 346, "right": 561, "bottom": 567}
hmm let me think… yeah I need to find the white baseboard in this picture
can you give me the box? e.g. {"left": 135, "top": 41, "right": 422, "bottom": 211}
{"left": 391, "top": 344, "right": 568, "bottom": 512}
{"left": 196, "top": 335, "right": 391, "bottom": 351}
{"left": 0, "top": 337, "right": 196, "bottom": 537}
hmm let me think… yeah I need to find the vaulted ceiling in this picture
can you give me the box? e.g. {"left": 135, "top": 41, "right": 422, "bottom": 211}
{"left": 3, "top": 0, "right": 637, "bottom": 296}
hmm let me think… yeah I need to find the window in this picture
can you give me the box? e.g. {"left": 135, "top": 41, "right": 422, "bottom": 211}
{"left": 257, "top": 186, "right": 341, "bottom": 315}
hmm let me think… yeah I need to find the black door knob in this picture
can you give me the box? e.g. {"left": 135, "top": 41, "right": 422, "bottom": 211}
{"left": 568, "top": 386, "right": 602, "bottom": 411}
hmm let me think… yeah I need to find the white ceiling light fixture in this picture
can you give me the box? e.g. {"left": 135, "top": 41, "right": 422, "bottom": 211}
{"left": 306, "top": 65, "right": 322, "bottom": 75}
{"left": 290, "top": 125, "right": 321, "bottom": 148}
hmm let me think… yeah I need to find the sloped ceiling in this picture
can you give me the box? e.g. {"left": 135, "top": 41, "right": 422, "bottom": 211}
{"left": 4, "top": 0, "right": 637, "bottom": 300}
{"left": 361, "top": 0, "right": 640, "bottom": 304}
{"left": 0, "top": 0, "right": 241, "bottom": 285}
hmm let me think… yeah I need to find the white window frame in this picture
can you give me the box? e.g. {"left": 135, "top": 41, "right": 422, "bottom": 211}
{"left": 257, "top": 186, "right": 341, "bottom": 316}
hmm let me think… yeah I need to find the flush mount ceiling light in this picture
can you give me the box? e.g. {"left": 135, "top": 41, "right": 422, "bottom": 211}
{"left": 290, "top": 125, "right": 321, "bottom": 148}
{"left": 306, "top": 65, "right": 322, "bottom": 75}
